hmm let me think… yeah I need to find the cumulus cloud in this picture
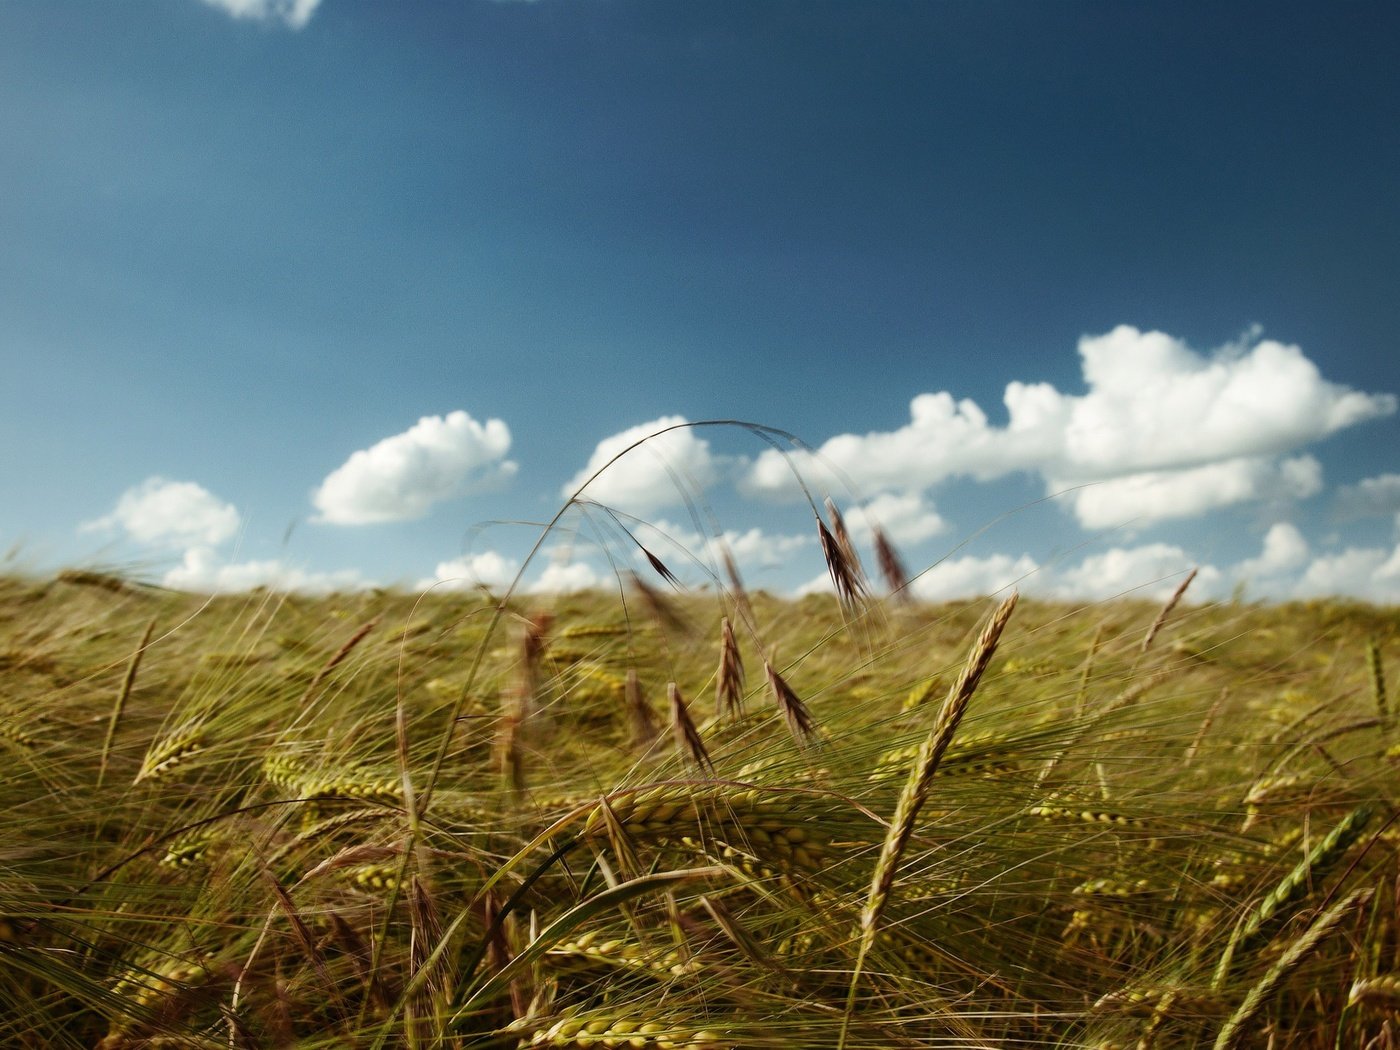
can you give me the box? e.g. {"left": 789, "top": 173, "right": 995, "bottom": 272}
{"left": 1049, "top": 544, "right": 1221, "bottom": 602}
{"left": 529, "top": 548, "right": 604, "bottom": 593}
{"left": 164, "top": 547, "right": 367, "bottom": 594}
{"left": 1334, "top": 473, "right": 1400, "bottom": 520}
{"left": 908, "top": 553, "right": 1041, "bottom": 602}
{"left": 630, "top": 519, "right": 810, "bottom": 578}
{"left": 313, "top": 411, "right": 516, "bottom": 525}
{"left": 82, "top": 478, "right": 241, "bottom": 550}
{"left": 198, "top": 0, "right": 323, "bottom": 29}
{"left": 743, "top": 326, "right": 1393, "bottom": 529}
{"left": 1064, "top": 455, "right": 1323, "bottom": 530}
{"left": 418, "top": 552, "right": 521, "bottom": 592}
{"left": 846, "top": 491, "right": 948, "bottom": 546}
{"left": 563, "top": 416, "right": 723, "bottom": 514}
{"left": 1295, "top": 544, "right": 1400, "bottom": 604}
{"left": 1232, "top": 523, "right": 1310, "bottom": 587}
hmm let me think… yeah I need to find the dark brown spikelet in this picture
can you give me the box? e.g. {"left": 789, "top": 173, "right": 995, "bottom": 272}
{"left": 640, "top": 545, "right": 681, "bottom": 588}
{"left": 668, "top": 682, "right": 714, "bottom": 773}
{"left": 765, "top": 661, "right": 816, "bottom": 742}
{"left": 625, "top": 669, "right": 659, "bottom": 752}
{"left": 872, "top": 527, "right": 910, "bottom": 600}
{"left": 628, "top": 571, "right": 689, "bottom": 634}
{"left": 715, "top": 616, "right": 746, "bottom": 720}
{"left": 1141, "top": 568, "right": 1196, "bottom": 653}
{"left": 824, "top": 498, "right": 865, "bottom": 578}
{"left": 817, "top": 517, "right": 866, "bottom": 608}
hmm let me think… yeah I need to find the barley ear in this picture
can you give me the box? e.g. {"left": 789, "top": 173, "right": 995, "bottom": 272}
{"left": 1213, "top": 887, "right": 1373, "bottom": 1050}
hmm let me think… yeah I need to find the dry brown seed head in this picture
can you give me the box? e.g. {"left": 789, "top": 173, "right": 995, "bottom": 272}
{"left": 669, "top": 682, "right": 714, "bottom": 773}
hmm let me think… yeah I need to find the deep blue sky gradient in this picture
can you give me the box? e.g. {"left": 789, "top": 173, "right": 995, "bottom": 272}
{"left": 3, "top": 1, "right": 1398, "bottom": 596}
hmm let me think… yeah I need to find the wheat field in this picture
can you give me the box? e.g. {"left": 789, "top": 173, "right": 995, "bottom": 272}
{"left": 1, "top": 563, "right": 1397, "bottom": 1048}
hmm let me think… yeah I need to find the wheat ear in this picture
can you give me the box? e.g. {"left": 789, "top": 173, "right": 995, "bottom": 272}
{"left": 1213, "top": 886, "right": 1373, "bottom": 1050}
{"left": 840, "top": 591, "right": 1018, "bottom": 1050}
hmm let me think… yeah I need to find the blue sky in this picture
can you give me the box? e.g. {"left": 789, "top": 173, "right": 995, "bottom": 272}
{"left": 4, "top": 0, "right": 1399, "bottom": 602}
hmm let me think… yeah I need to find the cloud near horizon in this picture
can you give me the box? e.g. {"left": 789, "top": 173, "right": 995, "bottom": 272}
{"left": 562, "top": 416, "right": 725, "bottom": 515}
{"left": 313, "top": 411, "right": 516, "bottom": 525}
{"left": 82, "top": 477, "right": 241, "bottom": 550}
{"left": 743, "top": 326, "right": 1395, "bottom": 530}
{"left": 197, "top": 0, "right": 323, "bottom": 30}
{"left": 164, "top": 547, "right": 368, "bottom": 594}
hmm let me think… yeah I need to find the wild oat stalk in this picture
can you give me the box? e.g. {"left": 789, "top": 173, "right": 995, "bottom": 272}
{"left": 817, "top": 504, "right": 866, "bottom": 608}
{"left": 824, "top": 497, "right": 865, "bottom": 582}
{"left": 838, "top": 591, "right": 1018, "bottom": 1050}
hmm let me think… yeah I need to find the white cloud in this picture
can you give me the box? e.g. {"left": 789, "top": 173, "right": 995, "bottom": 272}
{"left": 742, "top": 327, "right": 1393, "bottom": 528}
{"left": 1233, "top": 523, "right": 1310, "bottom": 585}
{"left": 529, "top": 549, "right": 605, "bottom": 594}
{"left": 719, "top": 526, "right": 810, "bottom": 568}
{"left": 908, "top": 553, "right": 1040, "bottom": 602}
{"left": 1064, "top": 455, "right": 1322, "bottom": 530}
{"left": 418, "top": 551, "right": 521, "bottom": 592}
{"left": 198, "top": 0, "right": 322, "bottom": 29}
{"left": 847, "top": 491, "right": 948, "bottom": 546}
{"left": 164, "top": 547, "right": 367, "bottom": 594}
{"left": 82, "top": 477, "right": 241, "bottom": 550}
{"left": 631, "top": 519, "right": 810, "bottom": 577}
{"left": 1335, "top": 473, "right": 1400, "bottom": 519}
{"left": 1049, "top": 544, "right": 1221, "bottom": 602}
{"left": 313, "top": 411, "right": 516, "bottom": 525}
{"left": 1295, "top": 544, "right": 1400, "bottom": 604}
{"left": 563, "top": 416, "right": 722, "bottom": 514}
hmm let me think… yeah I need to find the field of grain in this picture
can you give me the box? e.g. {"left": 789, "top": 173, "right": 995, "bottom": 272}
{"left": 1, "top": 567, "right": 1397, "bottom": 1048}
